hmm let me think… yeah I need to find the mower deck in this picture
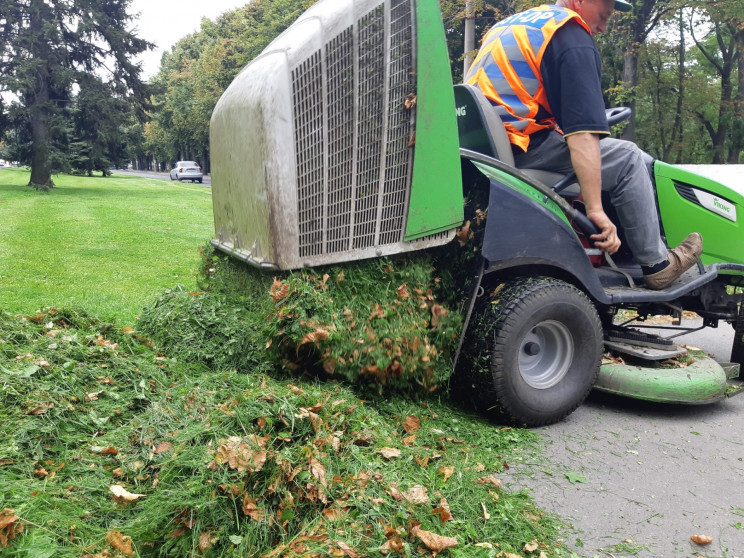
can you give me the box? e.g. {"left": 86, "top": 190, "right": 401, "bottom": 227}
{"left": 594, "top": 354, "right": 742, "bottom": 404}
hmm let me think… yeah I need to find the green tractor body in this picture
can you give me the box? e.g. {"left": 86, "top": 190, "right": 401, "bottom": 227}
{"left": 210, "top": 0, "right": 744, "bottom": 425}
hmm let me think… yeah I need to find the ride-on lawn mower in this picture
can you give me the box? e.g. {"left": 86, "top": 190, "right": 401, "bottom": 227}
{"left": 208, "top": 0, "right": 744, "bottom": 426}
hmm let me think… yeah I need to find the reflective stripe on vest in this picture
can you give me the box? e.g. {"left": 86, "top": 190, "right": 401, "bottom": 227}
{"left": 465, "top": 5, "right": 591, "bottom": 152}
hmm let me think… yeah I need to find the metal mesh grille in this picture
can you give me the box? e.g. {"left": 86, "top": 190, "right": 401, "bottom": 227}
{"left": 353, "top": 5, "right": 387, "bottom": 249}
{"left": 292, "top": 52, "right": 325, "bottom": 257}
{"left": 292, "top": 0, "right": 417, "bottom": 259}
{"left": 326, "top": 28, "right": 356, "bottom": 254}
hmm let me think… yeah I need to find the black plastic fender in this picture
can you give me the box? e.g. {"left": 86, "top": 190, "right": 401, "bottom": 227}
{"left": 482, "top": 177, "right": 607, "bottom": 300}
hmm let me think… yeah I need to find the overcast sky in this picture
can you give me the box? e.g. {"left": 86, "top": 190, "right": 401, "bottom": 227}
{"left": 129, "top": 0, "right": 251, "bottom": 79}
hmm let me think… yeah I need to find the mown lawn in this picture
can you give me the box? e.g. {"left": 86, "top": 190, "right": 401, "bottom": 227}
{"left": 0, "top": 169, "right": 575, "bottom": 557}
{"left": 0, "top": 168, "right": 213, "bottom": 324}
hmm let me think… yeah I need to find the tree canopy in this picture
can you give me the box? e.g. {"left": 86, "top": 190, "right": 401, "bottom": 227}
{"left": 0, "top": 0, "right": 152, "bottom": 188}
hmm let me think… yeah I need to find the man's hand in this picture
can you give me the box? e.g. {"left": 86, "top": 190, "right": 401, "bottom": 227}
{"left": 565, "top": 132, "right": 621, "bottom": 254}
{"left": 586, "top": 209, "right": 620, "bottom": 254}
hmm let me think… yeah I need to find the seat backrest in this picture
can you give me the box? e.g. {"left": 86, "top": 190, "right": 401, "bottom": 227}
{"left": 454, "top": 84, "right": 515, "bottom": 167}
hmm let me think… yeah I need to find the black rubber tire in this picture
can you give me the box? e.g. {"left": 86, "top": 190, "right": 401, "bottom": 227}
{"left": 169, "top": 174, "right": 175, "bottom": 181}
{"left": 731, "top": 303, "right": 744, "bottom": 379}
{"left": 198, "top": 178, "right": 202, "bottom": 184}
{"left": 457, "top": 276, "right": 602, "bottom": 426}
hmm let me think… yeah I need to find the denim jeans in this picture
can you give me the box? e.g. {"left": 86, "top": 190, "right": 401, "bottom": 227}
{"left": 514, "top": 131, "right": 668, "bottom": 266}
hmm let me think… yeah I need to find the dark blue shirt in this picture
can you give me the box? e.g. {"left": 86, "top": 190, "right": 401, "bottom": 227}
{"left": 532, "top": 21, "right": 609, "bottom": 148}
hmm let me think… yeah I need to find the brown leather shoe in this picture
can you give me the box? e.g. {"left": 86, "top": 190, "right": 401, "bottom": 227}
{"left": 644, "top": 233, "right": 703, "bottom": 290}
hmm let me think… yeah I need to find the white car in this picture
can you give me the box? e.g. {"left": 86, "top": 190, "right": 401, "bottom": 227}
{"left": 170, "top": 161, "right": 203, "bottom": 183}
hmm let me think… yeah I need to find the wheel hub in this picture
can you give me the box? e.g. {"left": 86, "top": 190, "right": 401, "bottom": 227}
{"left": 518, "top": 320, "right": 574, "bottom": 389}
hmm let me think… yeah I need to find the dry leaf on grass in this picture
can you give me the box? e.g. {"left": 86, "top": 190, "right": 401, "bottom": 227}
{"left": 690, "top": 534, "right": 713, "bottom": 545}
{"left": 378, "top": 447, "right": 401, "bottom": 460}
{"left": 154, "top": 441, "right": 174, "bottom": 454}
{"left": 402, "top": 485, "right": 429, "bottom": 504}
{"left": 481, "top": 502, "right": 490, "bottom": 520}
{"left": 105, "top": 530, "right": 134, "bottom": 555}
{"left": 432, "top": 497, "right": 453, "bottom": 523}
{"left": 477, "top": 474, "right": 502, "bottom": 488}
{"left": 198, "top": 531, "right": 219, "bottom": 551}
{"left": 214, "top": 435, "right": 268, "bottom": 472}
{"left": 110, "top": 485, "right": 146, "bottom": 502}
{"left": 403, "top": 414, "right": 420, "bottom": 433}
{"left": 270, "top": 278, "right": 291, "bottom": 302}
{"left": 397, "top": 283, "right": 410, "bottom": 300}
{"left": 336, "top": 540, "right": 360, "bottom": 558}
{"left": 438, "top": 465, "right": 454, "bottom": 483}
{"left": 309, "top": 457, "right": 327, "bottom": 487}
{"left": 242, "top": 493, "right": 263, "bottom": 521}
{"left": 524, "top": 540, "right": 539, "bottom": 552}
{"left": 299, "top": 328, "right": 330, "bottom": 348}
{"left": 0, "top": 510, "right": 23, "bottom": 548}
{"left": 411, "top": 524, "right": 458, "bottom": 552}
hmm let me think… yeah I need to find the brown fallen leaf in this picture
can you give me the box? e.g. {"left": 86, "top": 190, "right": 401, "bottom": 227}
{"left": 109, "top": 485, "right": 146, "bottom": 502}
{"left": 403, "top": 485, "right": 429, "bottom": 504}
{"left": 396, "top": 283, "right": 410, "bottom": 300}
{"left": 403, "top": 414, "right": 421, "bottom": 434}
{"left": 690, "top": 534, "right": 713, "bottom": 545}
{"left": 481, "top": 502, "right": 490, "bottom": 520}
{"left": 105, "top": 529, "right": 134, "bottom": 556}
{"left": 198, "top": 531, "right": 218, "bottom": 551}
{"left": 456, "top": 221, "right": 472, "bottom": 247}
{"left": 438, "top": 465, "right": 454, "bottom": 483}
{"left": 336, "top": 540, "right": 360, "bottom": 558}
{"left": 298, "top": 328, "right": 330, "bottom": 348}
{"left": 309, "top": 457, "right": 327, "bottom": 487}
{"left": 524, "top": 539, "right": 539, "bottom": 552}
{"left": 154, "top": 441, "right": 174, "bottom": 454}
{"left": 378, "top": 447, "right": 401, "bottom": 460}
{"left": 0, "top": 509, "right": 23, "bottom": 548}
{"left": 411, "top": 524, "right": 458, "bottom": 552}
{"left": 270, "top": 278, "right": 291, "bottom": 302}
{"left": 242, "top": 493, "right": 263, "bottom": 521}
{"left": 478, "top": 474, "right": 502, "bottom": 488}
{"left": 432, "top": 497, "right": 453, "bottom": 523}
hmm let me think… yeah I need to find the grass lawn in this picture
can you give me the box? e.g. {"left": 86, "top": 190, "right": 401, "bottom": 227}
{"left": 0, "top": 169, "right": 574, "bottom": 557}
{"left": 0, "top": 168, "right": 213, "bottom": 324}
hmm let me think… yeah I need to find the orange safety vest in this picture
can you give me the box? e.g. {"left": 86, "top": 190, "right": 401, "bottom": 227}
{"left": 465, "top": 5, "right": 591, "bottom": 152}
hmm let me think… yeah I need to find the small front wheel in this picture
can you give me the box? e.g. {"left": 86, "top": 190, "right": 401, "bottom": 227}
{"left": 457, "top": 276, "right": 602, "bottom": 426}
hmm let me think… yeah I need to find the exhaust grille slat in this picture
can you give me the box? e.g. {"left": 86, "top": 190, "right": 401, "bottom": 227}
{"left": 292, "top": 52, "right": 325, "bottom": 257}
{"left": 326, "top": 28, "right": 356, "bottom": 254}
{"left": 354, "top": 4, "right": 387, "bottom": 250}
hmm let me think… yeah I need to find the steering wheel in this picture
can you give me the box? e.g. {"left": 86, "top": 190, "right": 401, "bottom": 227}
{"left": 606, "top": 106, "right": 631, "bottom": 126}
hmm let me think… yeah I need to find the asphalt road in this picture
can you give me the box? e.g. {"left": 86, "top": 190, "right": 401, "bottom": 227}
{"left": 509, "top": 321, "right": 744, "bottom": 558}
{"left": 114, "top": 168, "right": 211, "bottom": 186}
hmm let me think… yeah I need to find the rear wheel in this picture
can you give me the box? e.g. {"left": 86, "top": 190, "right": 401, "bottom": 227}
{"left": 457, "top": 276, "right": 602, "bottom": 426}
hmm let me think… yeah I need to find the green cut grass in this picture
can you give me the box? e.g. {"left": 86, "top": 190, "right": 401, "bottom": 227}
{"left": 0, "top": 308, "right": 570, "bottom": 557}
{"left": 0, "top": 168, "right": 213, "bottom": 324}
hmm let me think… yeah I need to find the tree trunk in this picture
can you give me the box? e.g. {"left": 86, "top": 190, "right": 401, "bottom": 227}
{"left": 620, "top": 50, "right": 638, "bottom": 142}
{"left": 27, "top": 0, "right": 54, "bottom": 190}
{"left": 670, "top": 10, "right": 685, "bottom": 164}
{"left": 729, "top": 26, "right": 744, "bottom": 164}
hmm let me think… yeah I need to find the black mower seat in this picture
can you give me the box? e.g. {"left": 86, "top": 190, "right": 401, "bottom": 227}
{"left": 454, "top": 84, "right": 580, "bottom": 195}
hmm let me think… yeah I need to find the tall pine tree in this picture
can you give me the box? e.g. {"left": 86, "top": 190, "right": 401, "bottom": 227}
{"left": 0, "top": 0, "right": 152, "bottom": 189}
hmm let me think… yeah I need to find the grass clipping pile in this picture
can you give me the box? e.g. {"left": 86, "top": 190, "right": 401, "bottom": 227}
{"left": 139, "top": 245, "right": 466, "bottom": 395}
